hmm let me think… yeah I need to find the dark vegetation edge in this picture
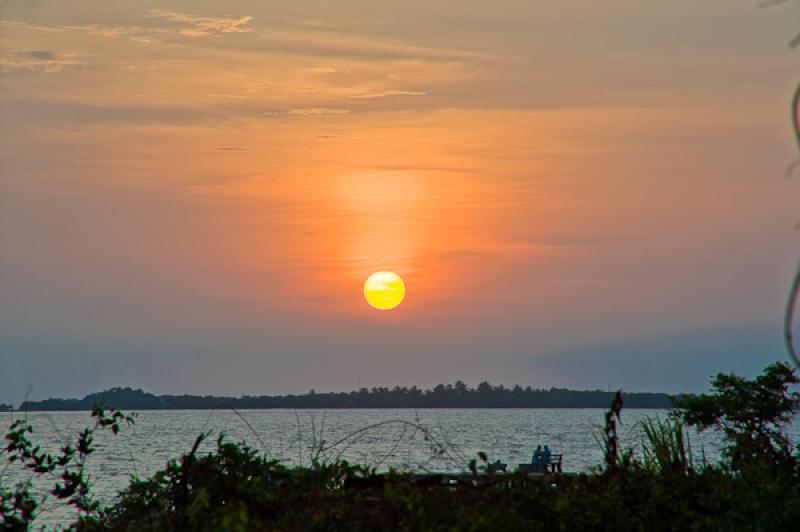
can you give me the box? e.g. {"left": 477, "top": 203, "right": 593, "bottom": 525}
{"left": 11, "top": 383, "right": 678, "bottom": 411}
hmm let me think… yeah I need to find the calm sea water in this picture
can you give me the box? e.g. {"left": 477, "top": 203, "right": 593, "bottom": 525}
{"left": 3, "top": 408, "right": 792, "bottom": 527}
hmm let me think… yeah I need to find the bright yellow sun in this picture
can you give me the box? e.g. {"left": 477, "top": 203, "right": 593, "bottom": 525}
{"left": 363, "top": 271, "right": 406, "bottom": 310}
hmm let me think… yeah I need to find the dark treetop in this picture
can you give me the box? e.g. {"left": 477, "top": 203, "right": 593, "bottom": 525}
{"left": 17, "top": 382, "right": 674, "bottom": 411}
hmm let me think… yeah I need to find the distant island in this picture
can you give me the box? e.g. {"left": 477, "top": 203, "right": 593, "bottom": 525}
{"left": 16, "top": 382, "right": 675, "bottom": 411}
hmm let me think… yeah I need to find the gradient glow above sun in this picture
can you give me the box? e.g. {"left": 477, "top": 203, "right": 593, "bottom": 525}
{"left": 364, "top": 271, "right": 406, "bottom": 310}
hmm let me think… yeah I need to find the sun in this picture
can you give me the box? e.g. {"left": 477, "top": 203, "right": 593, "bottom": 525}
{"left": 363, "top": 271, "right": 406, "bottom": 310}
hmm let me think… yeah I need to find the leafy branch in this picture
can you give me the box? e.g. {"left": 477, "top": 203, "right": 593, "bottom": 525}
{"left": 1, "top": 407, "right": 135, "bottom": 529}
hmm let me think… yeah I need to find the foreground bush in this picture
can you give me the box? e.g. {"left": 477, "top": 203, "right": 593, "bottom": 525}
{"left": 74, "top": 436, "right": 800, "bottom": 532}
{"left": 4, "top": 363, "right": 800, "bottom": 531}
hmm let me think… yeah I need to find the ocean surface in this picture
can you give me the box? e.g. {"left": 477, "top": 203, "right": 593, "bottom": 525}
{"left": 2, "top": 408, "right": 790, "bottom": 527}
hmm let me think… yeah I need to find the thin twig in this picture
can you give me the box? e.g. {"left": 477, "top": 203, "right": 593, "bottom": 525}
{"left": 311, "top": 412, "right": 328, "bottom": 465}
{"left": 786, "top": 82, "right": 800, "bottom": 367}
{"left": 308, "top": 412, "right": 317, "bottom": 465}
{"left": 231, "top": 409, "right": 273, "bottom": 460}
{"left": 373, "top": 423, "right": 408, "bottom": 469}
{"left": 322, "top": 419, "right": 466, "bottom": 472}
{"left": 294, "top": 410, "right": 303, "bottom": 465}
{"left": 786, "top": 262, "right": 800, "bottom": 367}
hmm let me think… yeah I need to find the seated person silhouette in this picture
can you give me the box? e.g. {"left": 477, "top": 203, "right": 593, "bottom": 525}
{"left": 531, "top": 445, "right": 543, "bottom": 464}
{"left": 542, "top": 445, "right": 552, "bottom": 464}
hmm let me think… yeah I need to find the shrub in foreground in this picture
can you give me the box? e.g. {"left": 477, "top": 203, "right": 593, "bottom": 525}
{"left": 3, "top": 363, "right": 800, "bottom": 531}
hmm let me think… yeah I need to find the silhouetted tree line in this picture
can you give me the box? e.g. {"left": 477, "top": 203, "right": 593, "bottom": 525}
{"left": 16, "top": 382, "right": 673, "bottom": 411}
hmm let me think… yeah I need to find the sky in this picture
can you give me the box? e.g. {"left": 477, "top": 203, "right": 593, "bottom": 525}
{"left": 1, "top": 0, "right": 799, "bottom": 404}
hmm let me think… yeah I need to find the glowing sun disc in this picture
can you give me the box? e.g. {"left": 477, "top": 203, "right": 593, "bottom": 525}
{"left": 364, "top": 271, "right": 406, "bottom": 310}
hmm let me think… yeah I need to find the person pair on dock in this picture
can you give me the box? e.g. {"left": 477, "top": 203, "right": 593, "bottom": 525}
{"left": 531, "top": 445, "right": 551, "bottom": 464}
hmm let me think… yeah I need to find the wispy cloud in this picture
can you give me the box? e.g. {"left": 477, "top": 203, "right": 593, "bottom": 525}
{"left": 249, "top": 30, "right": 486, "bottom": 63}
{"left": 0, "top": 49, "right": 84, "bottom": 73}
{"left": 305, "top": 66, "right": 339, "bottom": 74}
{"left": 149, "top": 10, "right": 253, "bottom": 37}
{"left": 286, "top": 107, "right": 350, "bottom": 115}
{"left": 263, "top": 107, "right": 351, "bottom": 116}
{"left": 349, "top": 90, "right": 427, "bottom": 99}
{"left": 64, "top": 24, "right": 163, "bottom": 43}
{"left": 0, "top": 20, "right": 162, "bottom": 44}
{"left": 0, "top": 20, "right": 66, "bottom": 33}
{"left": 0, "top": 11, "right": 253, "bottom": 43}
{"left": 208, "top": 93, "right": 250, "bottom": 100}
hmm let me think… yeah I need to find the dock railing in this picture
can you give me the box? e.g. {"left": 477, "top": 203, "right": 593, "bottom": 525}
{"left": 518, "top": 454, "right": 563, "bottom": 474}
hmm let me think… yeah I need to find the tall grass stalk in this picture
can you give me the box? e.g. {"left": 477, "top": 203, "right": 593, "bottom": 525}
{"left": 641, "top": 416, "right": 694, "bottom": 475}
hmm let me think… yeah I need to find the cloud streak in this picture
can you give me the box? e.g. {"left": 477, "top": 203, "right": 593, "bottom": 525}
{"left": 286, "top": 107, "right": 350, "bottom": 115}
{"left": 0, "top": 10, "right": 254, "bottom": 43}
{"left": 149, "top": 10, "right": 253, "bottom": 37}
{"left": 0, "top": 49, "right": 84, "bottom": 73}
{"left": 64, "top": 24, "right": 162, "bottom": 43}
{"left": 0, "top": 19, "right": 161, "bottom": 43}
{"left": 349, "top": 90, "right": 427, "bottom": 99}
{"left": 263, "top": 107, "right": 352, "bottom": 116}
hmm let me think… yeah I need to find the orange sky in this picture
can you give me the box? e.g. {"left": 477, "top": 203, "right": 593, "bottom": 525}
{"left": 1, "top": 0, "right": 799, "bottom": 400}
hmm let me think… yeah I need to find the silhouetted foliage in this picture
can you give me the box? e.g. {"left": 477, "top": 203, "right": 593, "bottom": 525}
{"left": 18, "top": 383, "right": 674, "bottom": 411}
{"left": 673, "top": 362, "right": 800, "bottom": 471}
{"left": 1, "top": 407, "right": 135, "bottom": 530}
{"left": 4, "top": 364, "right": 800, "bottom": 530}
{"left": 600, "top": 390, "right": 632, "bottom": 471}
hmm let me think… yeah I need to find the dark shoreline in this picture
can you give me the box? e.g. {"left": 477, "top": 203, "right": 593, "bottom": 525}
{"left": 15, "top": 385, "right": 677, "bottom": 411}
